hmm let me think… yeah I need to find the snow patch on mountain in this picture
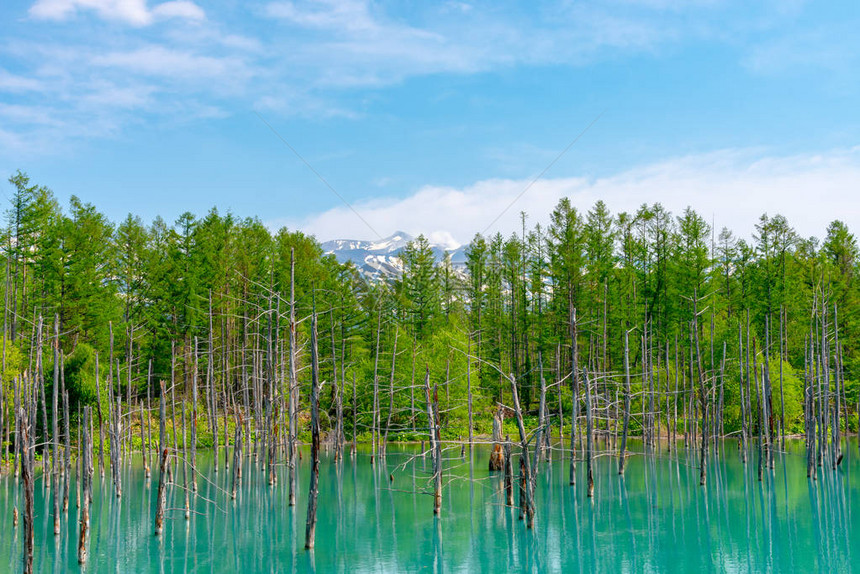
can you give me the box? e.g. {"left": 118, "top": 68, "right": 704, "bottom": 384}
{"left": 320, "top": 231, "right": 466, "bottom": 281}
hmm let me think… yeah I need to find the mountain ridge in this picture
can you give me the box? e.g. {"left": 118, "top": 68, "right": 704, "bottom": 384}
{"left": 320, "top": 231, "right": 466, "bottom": 281}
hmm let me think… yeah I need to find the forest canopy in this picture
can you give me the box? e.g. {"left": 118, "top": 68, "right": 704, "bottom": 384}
{"left": 1, "top": 170, "right": 857, "bottom": 440}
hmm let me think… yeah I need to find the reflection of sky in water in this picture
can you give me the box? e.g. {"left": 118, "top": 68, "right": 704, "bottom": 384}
{"left": 0, "top": 440, "right": 855, "bottom": 573}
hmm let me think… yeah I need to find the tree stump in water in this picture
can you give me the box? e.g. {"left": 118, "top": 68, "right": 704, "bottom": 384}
{"left": 489, "top": 443, "right": 504, "bottom": 471}
{"left": 489, "top": 405, "right": 505, "bottom": 471}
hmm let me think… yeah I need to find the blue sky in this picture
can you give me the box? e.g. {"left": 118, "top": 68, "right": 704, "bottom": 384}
{"left": 1, "top": 0, "right": 859, "bottom": 244}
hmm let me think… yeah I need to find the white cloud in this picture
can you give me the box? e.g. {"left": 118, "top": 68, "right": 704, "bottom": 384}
{"left": 29, "top": 0, "right": 204, "bottom": 26}
{"left": 0, "top": 34, "right": 255, "bottom": 156}
{"left": 7, "top": 0, "right": 856, "bottom": 157}
{"left": 263, "top": 0, "right": 485, "bottom": 87}
{"left": 0, "top": 103, "right": 67, "bottom": 126}
{"left": 0, "top": 68, "right": 45, "bottom": 92}
{"left": 92, "top": 46, "right": 247, "bottom": 81}
{"left": 259, "top": 0, "right": 692, "bottom": 88}
{"left": 287, "top": 148, "right": 860, "bottom": 243}
{"left": 744, "top": 26, "right": 860, "bottom": 84}
{"left": 151, "top": 1, "right": 204, "bottom": 22}
{"left": 30, "top": 0, "right": 150, "bottom": 25}
{"left": 78, "top": 81, "right": 155, "bottom": 108}
{"left": 264, "top": 0, "right": 380, "bottom": 32}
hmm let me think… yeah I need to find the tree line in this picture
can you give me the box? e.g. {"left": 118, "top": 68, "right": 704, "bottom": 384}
{"left": 0, "top": 169, "right": 858, "bottom": 461}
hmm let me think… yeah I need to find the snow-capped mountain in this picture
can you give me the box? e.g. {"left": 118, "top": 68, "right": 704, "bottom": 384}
{"left": 320, "top": 231, "right": 466, "bottom": 281}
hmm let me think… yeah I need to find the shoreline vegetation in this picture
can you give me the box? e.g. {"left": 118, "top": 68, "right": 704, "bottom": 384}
{"left": 0, "top": 170, "right": 858, "bottom": 571}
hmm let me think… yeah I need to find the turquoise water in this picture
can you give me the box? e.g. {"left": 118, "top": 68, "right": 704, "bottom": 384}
{"left": 0, "top": 440, "right": 856, "bottom": 573}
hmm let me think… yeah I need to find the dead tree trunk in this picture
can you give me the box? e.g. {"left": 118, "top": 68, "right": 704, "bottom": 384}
{"left": 424, "top": 367, "right": 442, "bottom": 515}
{"left": 665, "top": 342, "right": 672, "bottom": 452}
{"left": 170, "top": 343, "right": 179, "bottom": 480}
{"left": 619, "top": 329, "right": 632, "bottom": 475}
{"left": 467, "top": 339, "right": 474, "bottom": 446}
{"left": 20, "top": 408, "right": 34, "bottom": 574}
{"left": 179, "top": 394, "right": 190, "bottom": 519}
{"left": 779, "top": 306, "right": 786, "bottom": 449}
{"left": 833, "top": 304, "right": 843, "bottom": 465}
{"left": 266, "top": 294, "right": 276, "bottom": 486}
{"left": 288, "top": 248, "right": 299, "bottom": 507}
{"left": 351, "top": 372, "right": 357, "bottom": 457}
{"left": 738, "top": 322, "right": 748, "bottom": 463}
{"left": 569, "top": 307, "right": 578, "bottom": 486}
{"left": 158, "top": 380, "right": 167, "bottom": 453}
{"left": 147, "top": 361, "right": 153, "bottom": 473}
{"left": 371, "top": 311, "right": 382, "bottom": 466}
{"left": 209, "top": 291, "right": 219, "bottom": 473}
{"left": 305, "top": 311, "right": 321, "bottom": 550}
{"left": 191, "top": 337, "right": 198, "bottom": 492}
{"left": 556, "top": 346, "right": 564, "bottom": 441}
{"left": 754, "top": 337, "right": 764, "bottom": 482}
{"left": 12, "top": 376, "right": 19, "bottom": 483}
{"left": 153, "top": 445, "right": 169, "bottom": 537}
{"left": 538, "top": 352, "right": 550, "bottom": 462}
{"left": 154, "top": 384, "right": 169, "bottom": 537}
{"left": 335, "top": 322, "right": 345, "bottom": 462}
{"left": 673, "top": 337, "right": 679, "bottom": 450}
{"left": 645, "top": 319, "right": 654, "bottom": 449}
{"left": 95, "top": 353, "right": 105, "bottom": 477}
{"left": 77, "top": 406, "right": 91, "bottom": 564}
{"left": 38, "top": 318, "right": 49, "bottom": 492}
{"left": 510, "top": 374, "right": 534, "bottom": 528}
{"left": 52, "top": 315, "right": 60, "bottom": 536}
{"left": 503, "top": 435, "right": 513, "bottom": 506}
{"left": 143, "top": 361, "right": 151, "bottom": 479}
{"left": 518, "top": 457, "right": 526, "bottom": 521}
{"left": 383, "top": 329, "right": 399, "bottom": 451}
{"left": 805, "top": 334, "right": 815, "bottom": 479}
{"left": 115, "top": 362, "right": 123, "bottom": 498}
{"left": 719, "top": 342, "right": 727, "bottom": 442}
{"left": 692, "top": 293, "right": 707, "bottom": 487}
{"left": 140, "top": 404, "right": 149, "bottom": 479}
{"left": 744, "top": 311, "right": 753, "bottom": 464}
{"left": 764, "top": 315, "right": 774, "bottom": 470}
{"left": 62, "top": 363, "right": 71, "bottom": 513}
{"left": 232, "top": 418, "right": 243, "bottom": 500}
{"left": 109, "top": 323, "right": 122, "bottom": 498}
{"left": 584, "top": 369, "right": 595, "bottom": 498}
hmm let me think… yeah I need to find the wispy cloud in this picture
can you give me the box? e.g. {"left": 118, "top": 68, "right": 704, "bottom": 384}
{"left": 285, "top": 147, "right": 860, "bottom": 243}
{"left": 744, "top": 25, "right": 860, "bottom": 79}
{"left": 2, "top": 0, "right": 856, "bottom": 157}
{"left": 0, "top": 68, "right": 45, "bottom": 92}
{"left": 91, "top": 46, "right": 250, "bottom": 82}
{"left": 29, "top": 0, "right": 204, "bottom": 26}
{"left": 259, "top": 0, "right": 686, "bottom": 87}
{"left": 151, "top": 1, "right": 204, "bottom": 22}
{"left": 1, "top": 5, "right": 255, "bottom": 155}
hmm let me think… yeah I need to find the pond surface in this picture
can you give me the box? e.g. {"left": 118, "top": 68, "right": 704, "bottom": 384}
{"left": 0, "top": 439, "right": 856, "bottom": 573}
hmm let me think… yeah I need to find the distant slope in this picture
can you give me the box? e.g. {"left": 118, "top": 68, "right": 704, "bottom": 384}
{"left": 320, "top": 231, "right": 466, "bottom": 281}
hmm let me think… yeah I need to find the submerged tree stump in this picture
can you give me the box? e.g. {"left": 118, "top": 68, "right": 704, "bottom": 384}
{"left": 489, "top": 444, "right": 504, "bottom": 472}
{"left": 489, "top": 406, "right": 505, "bottom": 471}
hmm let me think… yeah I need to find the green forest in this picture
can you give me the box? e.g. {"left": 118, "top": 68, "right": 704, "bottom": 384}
{"left": 1, "top": 169, "right": 858, "bottom": 455}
